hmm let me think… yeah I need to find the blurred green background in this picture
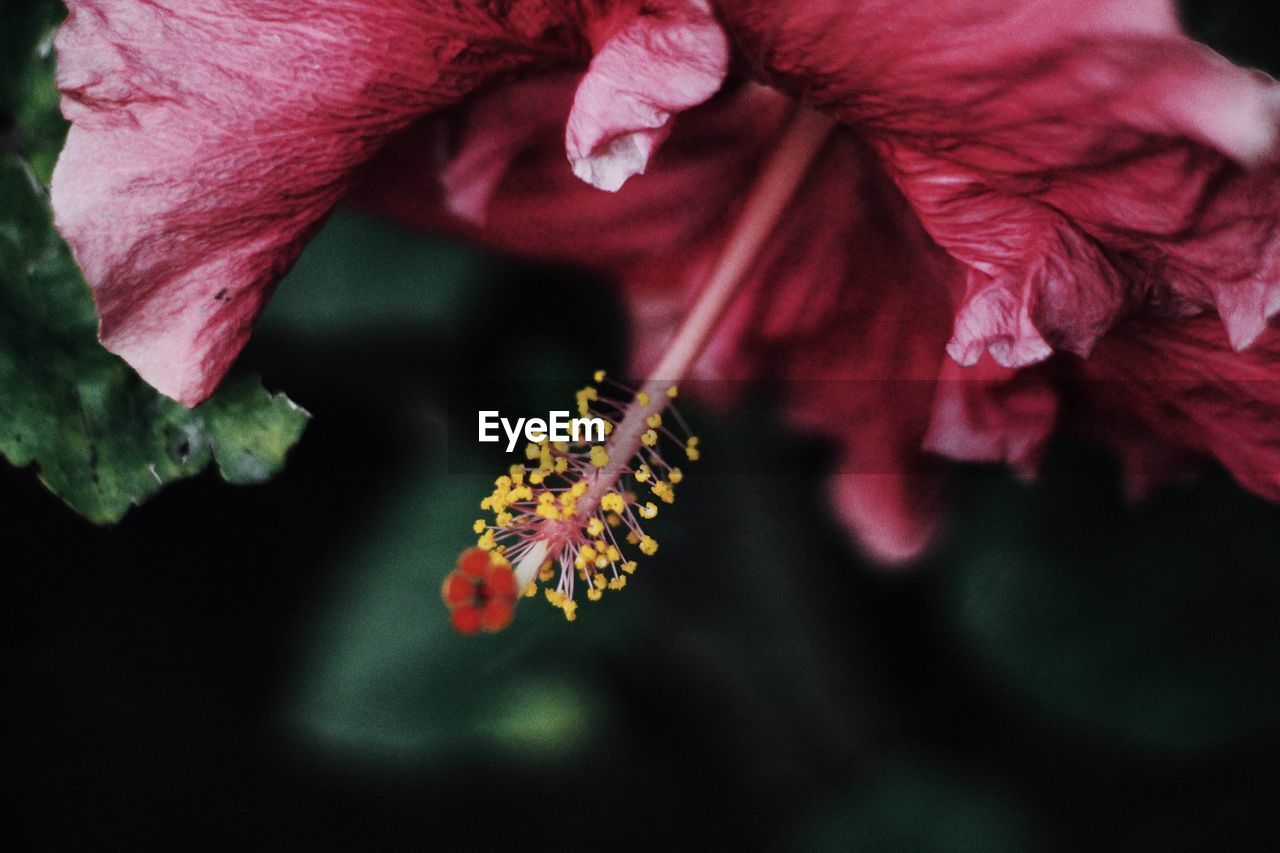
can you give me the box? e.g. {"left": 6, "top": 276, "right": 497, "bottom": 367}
{"left": 4, "top": 1, "right": 1280, "bottom": 850}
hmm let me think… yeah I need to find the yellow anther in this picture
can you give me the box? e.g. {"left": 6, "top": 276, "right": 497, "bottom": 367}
{"left": 639, "top": 536, "right": 659, "bottom": 556}
{"left": 603, "top": 421, "right": 614, "bottom": 435}
{"left": 539, "top": 492, "right": 556, "bottom": 504}
{"left": 586, "top": 517, "right": 604, "bottom": 537}
{"left": 563, "top": 600, "right": 578, "bottom": 621}
{"left": 687, "top": 436, "right": 700, "bottom": 448}
{"left": 639, "top": 502, "right": 658, "bottom": 519}
{"left": 595, "top": 556, "right": 609, "bottom": 569}
{"left": 587, "top": 587, "right": 603, "bottom": 601}
{"left": 646, "top": 412, "right": 662, "bottom": 429}
{"left": 570, "top": 481, "right": 588, "bottom": 497}
{"left": 473, "top": 519, "right": 486, "bottom": 534}
{"left": 621, "top": 561, "right": 637, "bottom": 574}
{"left": 544, "top": 588, "right": 564, "bottom": 606}
{"left": 652, "top": 481, "right": 675, "bottom": 504}
{"left": 641, "top": 429, "right": 658, "bottom": 447}
{"left": 523, "top": 582, "right": 538, "bottom": 598}
{"left": 495, "top": 512, "right": 513, "bottom": 527}
{"left": 554, "top": 456, "right": 569, "bottom": 473}
{"left": 666, "top": 385, "right": 678, "bottom": 398}
{"left": 606, "top": 512, "right": 623, "bottom": 527}
{"left": 636, "top": 391, "right": 650, "bottom": 406}
{"left": 606, "top": 545, "right": 621, "bottom": 562}
{"left": 526, "top": 443, "right": 540, "bottom": 460}
{"left": 593, "top": 574, "right": 608, "bottom": 590}
{"left": 538, "top": 561, "right": 555, "bottom": 582}
{"left": 537, "top": 503, "right": 559, "bottom": 521}
{"left": 608, "top": 576, "right": 627, "bottom": 591}
{"left": 589, "top": 446, "right": 610, "bottom": 467}
{"left": 478, "top": 530, "right": 497, "bottom": 551}
{"left": 635, "top": 464, "right": 651, "bottom": 483}
{"left": 576, "top": 386, "right": 598, "bottom": 416}
{"left": 580, "top": 545, "right": 597, "bottom": 561}
{"left": 593, "top": 370, "right": 606, "bottom": 383}
{"left": 601, "top": 493, "right": 626, "bottom": 514}
{"left": 686, "top": 445, "right": 701, "bottom": 461}
{"left": 480, "top": 497, "right": 492, "bottom": 510}
{"left": 529, "top": 470, "right": 545, "bottom": 485}
{"left": 626, "top": 531, "right": 640, "bottom": 544}
{"left": 494, "top": 475, "right": 512, "bottom": 489}
{"left": 668, "top": 467, "right": 684, "bottom": 484}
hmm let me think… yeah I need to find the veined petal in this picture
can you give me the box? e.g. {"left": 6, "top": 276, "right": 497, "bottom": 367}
{"left": 1068, "top": 318, "right": 1280, "bottom": 503}
{"left": 924, "top": 357, "right": 1058, "bottom": 477}
{"left": 51, "top": 0, "right": 569, "bottom": 405}
{"left": 566, "top": 0, "right": 728, "bottom": 191}
{"left": 715, "top": 0, "right": 1280, "bottom": 365}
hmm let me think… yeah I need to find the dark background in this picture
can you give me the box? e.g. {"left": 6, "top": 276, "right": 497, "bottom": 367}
{"left": 5, "top": 2, "right": 1280, "bottom": 850}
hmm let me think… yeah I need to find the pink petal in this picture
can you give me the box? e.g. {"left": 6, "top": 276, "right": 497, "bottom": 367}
{"left": 924, "top": 357, "right": 1058, "bottom": 476}
{"left": 438, "top": 75, "right": 577, "bottom": 225}
{"left": 716, "top": 0, "right": 1280, "bottom": 365}
{"left": 51, "top": 0, "right": 568, "bottom": 405}
{"left": 826, "top": 471, "right": 944, "bottom": 567}
{"left": 1068, "top": 318, "right": 1280, "bottom": 503}
{"left": 565, "top": 0, "right": 728, "bottom": 191}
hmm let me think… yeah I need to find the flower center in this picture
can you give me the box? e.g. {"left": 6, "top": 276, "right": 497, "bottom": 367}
{"left": 442, "top": 107, "right": 834, "bottom": 630}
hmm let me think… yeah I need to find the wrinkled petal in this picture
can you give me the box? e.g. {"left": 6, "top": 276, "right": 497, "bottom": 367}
{"left": 1066, "top": 318, "right": 1280, "bottom": 502}
{"left": 52, "top": 0, "right": 576, "bottom": 404}
{"left": 438, "top": 74, "right": 575, "bottom": 225}
{"left": 566, "top": 0, "right": 728, "bottom": 191}
{"left": 924, "top": 357, "right": 1058, "bottom": 476}
{"left": 716, "top": 0, "right": 1280, "bottom": 365}
{"left": 356, "top": 7, "right": 1280, "bottom": 554}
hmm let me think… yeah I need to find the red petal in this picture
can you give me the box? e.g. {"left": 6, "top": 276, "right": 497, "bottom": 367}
{"left": 716, "top": 0, "right": 1280, "bottom": 363}
{"left": 924, "top": 357, "right": 1058, "bottom": 477}
{"left": 1068, "top": 318, "right": 1280, "bottom": 503}
{"left": 50, "top": 0, "right": 567, "bottom": 404}
{"left": 565, "top": 0, "right": 728, "bottom": 191}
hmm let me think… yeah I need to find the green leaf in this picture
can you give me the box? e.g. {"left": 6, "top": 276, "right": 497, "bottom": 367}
{"left": 262, "top": 208, "right": 497, "bottom": 339}
{"left": 0, "top": 155, "right": 308, "bottom": 524}
{"left": 942, "top": 463, "right": 1280, "bottom": 751}
{"left": 1, "top": 9, "right": 308, "bottom": 524}
{"left": 800, "top": 762, "right": 1038, "bottom": 853}
{"left": 2, "top": 0, "right": 67, "bottom": 183}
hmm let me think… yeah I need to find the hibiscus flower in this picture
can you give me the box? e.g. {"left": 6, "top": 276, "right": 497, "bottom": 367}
{"left": 51, "top": 0, "right": 1279, "bottom": 588}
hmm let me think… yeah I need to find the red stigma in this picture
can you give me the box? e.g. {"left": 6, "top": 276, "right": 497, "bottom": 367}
{"left": 441, "top": 547, "right": 518, "bottom": 634}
